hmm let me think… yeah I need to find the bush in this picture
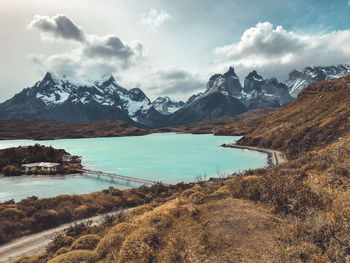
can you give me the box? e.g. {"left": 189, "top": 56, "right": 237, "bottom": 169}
{"left": 47, "top": 250, "right": 96, "bottom": 263}
{"left": 2, "top": 165, "right": 22, "bottom": 176}
{"left": 147, "top": 214, "right": 172, "bottom": 231}
{"left": 33, "top": 210, "right": 59, "bottom": 228}
{"left": 71, "top": 234, "right": 100, "bottom": 250}
{"left": 180, "top": 189, "right": 199, "bottom": 200}
{"left": 54, "top": 247, "right": 70, "bottom": 257}
{"left": 209, "top": 185, "right": 230, "bottom": 199}
{"left": 46, "top": 235, "right": 74, "bottom": 254}
{"left": 188, "top": 192, "right": 205, "bottom": 205}
{"left": 228, "top": 171, "right": 330, "bottom": 217}
{"left": 94, "top": 223, "right": 134, "bottom": 259}
{"left": 118, "top": 227, "right": 159, "bottom": 263}
{"left": 0, "top": 208, "right": 25, "bottom": 220}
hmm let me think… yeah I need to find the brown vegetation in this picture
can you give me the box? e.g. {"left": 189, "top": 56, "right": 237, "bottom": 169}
{"left": 0, "top": 119, "right": 150, "bottom": 140}
{"left": 156, "top": 107, "right": 278, "bottom": 134}
{"left": 12, "top": 74, "right": 350, "bottom": 262}
{"left": 18, "top": 187, "right": 289, "bottom": 263}
{"left": 0, "top": 183, "right": 189, "bottom": 245}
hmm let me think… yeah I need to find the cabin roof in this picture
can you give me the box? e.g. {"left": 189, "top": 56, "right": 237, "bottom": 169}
{"left": 21, "top": 162, "right": 60, "bottom": 168}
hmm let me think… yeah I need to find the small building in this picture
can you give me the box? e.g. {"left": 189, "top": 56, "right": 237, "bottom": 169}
{"left": 21, "top": 162, "right": 60, "bottom": 172}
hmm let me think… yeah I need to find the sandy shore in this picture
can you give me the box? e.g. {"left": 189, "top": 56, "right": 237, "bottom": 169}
{"left": 221, "top": 143, "right": 287, "bottom": 167}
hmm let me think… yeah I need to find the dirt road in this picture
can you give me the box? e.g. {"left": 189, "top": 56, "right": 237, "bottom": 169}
{"left": 0, "top": 208, "right": 135, "bottom": 263}
{"left": 222, "top": 143, "right": 287, "bottom": 166}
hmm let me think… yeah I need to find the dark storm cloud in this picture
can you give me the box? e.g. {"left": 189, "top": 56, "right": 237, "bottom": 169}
{"left": 147, "top": 69, "right": 204, "bottom": 96}
{"left": 28, "top": 14, "right": 86, "bottom": 42}
{"left": 28, "top": 14, "right": 145, "bottom": 78}
{"left": 82, "top": 35, "right": 143, "bottom": 69}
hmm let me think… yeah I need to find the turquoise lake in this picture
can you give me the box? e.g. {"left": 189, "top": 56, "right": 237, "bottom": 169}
{"left": 0, "top": 133, "right": 268, "bottom": 202}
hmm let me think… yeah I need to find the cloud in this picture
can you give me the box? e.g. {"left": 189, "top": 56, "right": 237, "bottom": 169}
{"left": 83, "top": 35, "right": 144, "bottom": 69}
{"left": 144, "top": 69, "right": 204, "bottom": 97}
{"left": 28, "top": 14, "right": 145, "bottom": 79}
{"left": 213, "top": 22, "right": 350, "bottom": 80}
{"left": 139, "top": 9, "right": 170, "bottom": 31}
{"left": 28, "top": 14, "right": 86, "bottom": 42}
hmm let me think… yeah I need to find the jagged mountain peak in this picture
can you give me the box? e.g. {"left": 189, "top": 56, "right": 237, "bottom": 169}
{"left": 223, "top": 66, "right": 239, "bottom": 79}
{"left": 152, "top": 96, "right": 185, "bottom": 115}
{"left": 206, "top": 67, "right": 242, "bottom": 97}
{"left": 246, "top": 70, "right": 263, "bottom": 81}
{"left": 0, "top": 72, "right": 162, "bottom": 127}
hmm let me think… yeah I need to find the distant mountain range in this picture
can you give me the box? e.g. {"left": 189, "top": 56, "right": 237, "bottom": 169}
{"left": 284, "top": 64, "right": 350, "bottom": 98}
{"left": 151, "top": 97, "right": 185, "bottom": 115}
{"left": 1, "top": 64, "right": 349, "bottom": 128}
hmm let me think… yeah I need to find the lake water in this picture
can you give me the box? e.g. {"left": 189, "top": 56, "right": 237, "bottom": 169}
{"left": 0, "top": 133, "right": 267, "bottom": 202}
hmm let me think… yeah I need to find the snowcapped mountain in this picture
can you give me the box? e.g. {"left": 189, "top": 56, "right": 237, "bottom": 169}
{"left": 0, "top": 72, "right": 163, "bottom": 127}
{"left": 152, "top": 96, "right": 185, "bottom": 115}
{"left": 241, "top": 70, "right": 293, "bottom": 109}
{"left": 168, "top": 67, "right": 292, "bottom": 125}
{"left": 285, "top": 65, "right": 350, "bottom": 98}
{"left": 184, "top": 92, "right": 203, "bottom": 106}
{"left": 2, "top": 65, "right": 347, "bottom": 128}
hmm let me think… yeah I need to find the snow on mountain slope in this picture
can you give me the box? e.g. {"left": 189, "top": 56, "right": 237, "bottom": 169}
{"left": 285, "top": 65, "right": 350, "bottom": 98}
{"left": 0, "top": 72, "right": 157, "bottom": 125}
{"left": 152, "top": 96, "right": 185, "bottom": 115}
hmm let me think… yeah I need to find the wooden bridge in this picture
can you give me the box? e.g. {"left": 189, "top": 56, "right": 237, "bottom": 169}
{"left": 78, "top": 169, "right": 157, "bottom": 186}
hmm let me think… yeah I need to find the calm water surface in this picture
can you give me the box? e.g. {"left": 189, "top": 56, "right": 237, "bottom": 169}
{"left": 0, "top": 133, "right": 267, "bottom": 202}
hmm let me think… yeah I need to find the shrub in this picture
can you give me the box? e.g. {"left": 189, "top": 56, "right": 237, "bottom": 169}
{"left": 94, "top": 222, "right": 134, "bottom": 259}
{"left": 47, "top": 250, "right": 96, "bottom": 263}
{"left": 188, "top": 192, "right": 205, "bottom": 205}
{"left": 0, "top": 208, "right": 25, "bottom": 220}
{"left": 46, "top": 235, "right": 74, "bottom": 254}
{"left": 180, "top": 189, "right": 199, "bottom": 200}
{"left": 2, "top": 165, "right": 22, "bottom": 176}
{"left": 71, "top": 234, "right": 100, "bottom": 250}
{"left": 228, "top": 171, "right": 330, "bottom": 217}
{"left": 209, "top": 185, "right": 230, "bottom": 199}
{"left": 54, "top": 247, "right": 70, "bottom": 257}
{"left": 147, "top": 214, "right": 172, "bottom": 231}
{"left": 16, "top": 254, "right": 49, "bottom": 263}
{"left": 33, "top": 210, "right": 59, "bottom": 228}
{"left": 118, "top": 227, "right": 159, "bottom": 263}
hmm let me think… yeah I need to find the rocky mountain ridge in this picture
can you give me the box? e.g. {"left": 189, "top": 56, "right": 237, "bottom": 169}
{"left": 1, "top": 64, "right": 349, "bottom": 128}
{"left": 284, "top": 64, "right": 350, "bottom": 97}
{"left": 151, "top": 97, "right": 185, "bottom": 115}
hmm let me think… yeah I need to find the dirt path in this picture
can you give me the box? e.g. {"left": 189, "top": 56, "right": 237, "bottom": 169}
{"left": 0, "top": 208, "right": 135, "bottom": 263}
{"left": 222, "top": 143, "right": 287, "bottom": 166}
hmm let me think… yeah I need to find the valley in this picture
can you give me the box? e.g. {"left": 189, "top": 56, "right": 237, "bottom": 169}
{"left": 9, "top": 73, "right": 350, "bottom": 263}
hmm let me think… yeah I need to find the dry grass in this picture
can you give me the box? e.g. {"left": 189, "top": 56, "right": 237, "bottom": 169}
{"left": 15, "top": 75, "right": 350, "bottom": 262}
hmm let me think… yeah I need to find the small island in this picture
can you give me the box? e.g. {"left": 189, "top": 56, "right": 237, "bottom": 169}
{"left": 0, "top": 144, "right": 82, "bottom": 176}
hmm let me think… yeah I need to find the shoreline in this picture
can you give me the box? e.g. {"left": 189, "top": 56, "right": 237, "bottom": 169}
{"left": 221, "top": 143, "right": 287, "bottom": 167}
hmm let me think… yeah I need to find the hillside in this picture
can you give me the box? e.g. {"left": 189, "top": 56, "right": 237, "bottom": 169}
{"left": 158, "top": 107, "right": 278, "bottom": 134}
{"left": 13, "top": 74, "right": 350, "bottom": 262}
{"left": 0, "top": 119, "right": 150, "bottom": 140}
{"left": 217, "top": 74, "right": 350, "bottom": 159}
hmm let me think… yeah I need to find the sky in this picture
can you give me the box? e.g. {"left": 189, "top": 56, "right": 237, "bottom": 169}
{"left": 1, "top": 0, "right": 350, "bottom": 102}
